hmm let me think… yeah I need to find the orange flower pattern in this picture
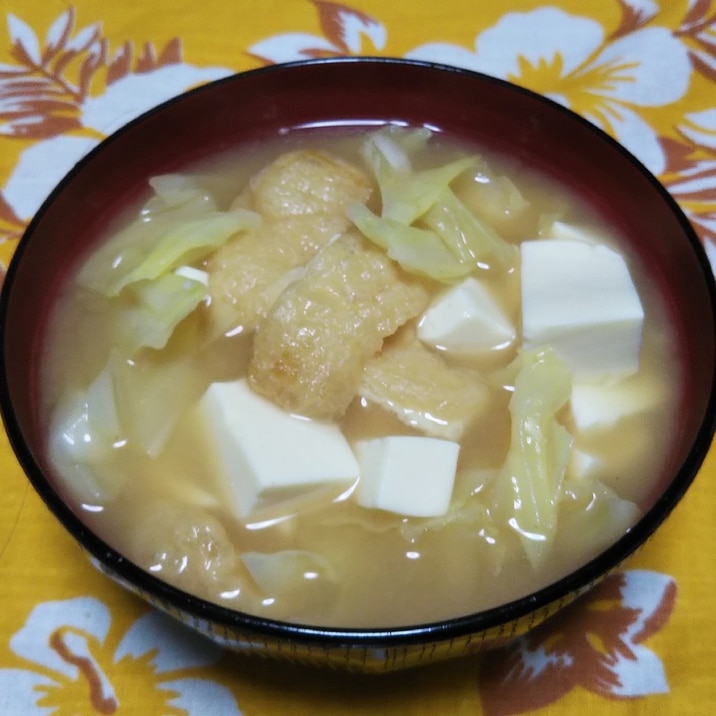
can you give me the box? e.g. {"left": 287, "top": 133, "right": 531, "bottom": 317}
{"left": 479, "top": 571, "right": 677, "bottom": 713}
{"left": 1, "top": 598, "right": 242, "bottom": 714}
{"left": 0, "top": 6, "right": 231, "bottom": 248}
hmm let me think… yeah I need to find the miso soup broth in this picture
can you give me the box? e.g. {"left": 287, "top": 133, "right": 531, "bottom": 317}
{"left": 40, "top": 126, "right": 682, "bottom": 627}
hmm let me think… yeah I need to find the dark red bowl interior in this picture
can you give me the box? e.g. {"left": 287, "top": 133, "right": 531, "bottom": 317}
{"left": 1, "top": 57, "right": 715, "bottom": 647}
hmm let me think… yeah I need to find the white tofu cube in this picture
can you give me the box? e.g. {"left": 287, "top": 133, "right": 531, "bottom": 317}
{"left": 570, "top": 374, "right": 665, "bottom": 432}
{"left": 417, "top": 277, "right": 516, "bottom": 354}
{"left": 541, "top": 220, "right": 603, "bottom": 244}
{"left": 199, "top": 379, "right": 359, "bottom": 519}
{"left": 521, "top": 239, "right": 644, "bottom": 379}
{"left": 567, "top": 447, "right": 604, "bottom": 481}
{"left": 353, "top": 436, "right": 460, "bottom": 517}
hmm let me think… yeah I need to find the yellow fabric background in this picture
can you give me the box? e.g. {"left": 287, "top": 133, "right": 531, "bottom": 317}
{"left": 1, "top": 1, "right": 715, "bottom": 713}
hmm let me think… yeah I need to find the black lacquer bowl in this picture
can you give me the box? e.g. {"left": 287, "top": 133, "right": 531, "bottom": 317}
{"left": 1, "top": 58, "right": 715, "bottom": 672}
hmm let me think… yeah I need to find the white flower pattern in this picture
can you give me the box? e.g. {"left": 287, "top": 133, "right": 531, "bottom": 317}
{"left": 0, "top": 597, "right": 242, "bottom": 715}
{"left": 2, "top": 57, "right": 232, "bottom": 221}
{"left": 406, "top": 7, "right": 693, "bottom": 175}
{"left": 0, "top": 9, "right": 233, "bottom": 224}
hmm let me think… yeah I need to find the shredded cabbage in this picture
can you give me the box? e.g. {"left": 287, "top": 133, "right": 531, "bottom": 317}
{"left": 558, "top": 479, "right": 641, "bottom": 560}
{"left": 108, "top": 348, "right": 208, "bottom": 458}
{"left": 378, "top": 157, "right": 475, "bottom": 226}
{"left": 143, "top": 173, "right": 218, "bottom": 218}
{"left": 347, "top": 202, "right": 473, "bottom": 281}
{"left": 75, "top": 176, "right": 259, "bottom": 359}
{"left": 422, "top": 188, "right": 518, "bottom": 269}
{"left": 350, "top": 129, "right": 516, "bottom": 282}
{"left": 496, "top": 346, "right": 574, "bottom": 568}
{"left": 463, "top": 165, "right": 531, "bottom": 233}
{"left": 361, "top": 128, "right": 474, "bottom": 224}
{"left": 63, "top": 176, "right": 258, "bottom": 462}
{"left": 360, "top": 125, "right": 431, "bottom": 174}
{"left": 78, "top": 209, "right": 259, "bottom": 297}
{"left": 240, "top": 550, "right": 335, "bottom": 594}
{"left": 113, "top": 271, "right": 208, "bottom": 354}
{"left": 47, "top": 364, "right": 126, "bottom": 503}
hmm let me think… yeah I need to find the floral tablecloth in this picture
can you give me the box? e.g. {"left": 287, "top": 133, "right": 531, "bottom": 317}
{"left": 1, "top": 1, "right": 715, "bottom": 713}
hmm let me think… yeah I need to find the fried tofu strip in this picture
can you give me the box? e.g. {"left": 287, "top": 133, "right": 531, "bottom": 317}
{"left": 360, "top": 333, "right": 490, "bottom": 441}
{"left": 248, "top": 233, "right": 430, "bottom": 420}
{"left": 249, "top": 149, "right": 373, "bottom": 221}
{"left": 208, "top": 150, "right": 372, "bottom": 334}
{"left": 207, "top": 216, "right": 340, "bottom": 334}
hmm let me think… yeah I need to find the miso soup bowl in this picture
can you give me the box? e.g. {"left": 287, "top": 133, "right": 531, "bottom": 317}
{"left": 1, "top": 58, "right": 715, "bottom": 673}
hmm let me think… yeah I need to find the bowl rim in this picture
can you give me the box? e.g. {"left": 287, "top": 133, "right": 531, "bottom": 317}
{"left": 2, "top": 55, "right": 716, "bottom": 648}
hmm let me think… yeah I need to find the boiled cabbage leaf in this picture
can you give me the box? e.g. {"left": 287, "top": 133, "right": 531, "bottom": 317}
{"left": 240, "top": 550, "right": 336, "bottom": 595}
{"left": 75, "top": 176, "right": 260, "bottom": 369}
{"left": 422, "top": 188, "right": 517, "bottom": 269}
{"left": 108, "top": 348, "right": 210, "bottom": 458}
{"left": 377, "top": 157, "right": 475, "bottom": 225}
{"left": 78, "top": 209, "right": 259, "bottom": 297}
{"left": 351, "top": 129, "right": 516, "bottom": 281}
{"left": 347, "top": 202, "right": 473, "bottom": 282}
{"left": 558, "top": 478, "right": 641, "bottom": 562}
{"left": 142, "top": 173, "right": 217, "bottom": 218}
{"left": 496, "top": 346, "right": 573, "bottom": 569}
{"left": 113, "top": 270, "right": 208, "bottom": 354}
{"left": 239, "top": 550, "right": 340, "bottom": 618}
{"left": 360, "top": 126, "right": 431, "bottom": 175}
{"left": 47, "top": 363, "right": 127, "bottom": 503}
{"left": 361, "top": 127, "right": 474, "bottom": 224}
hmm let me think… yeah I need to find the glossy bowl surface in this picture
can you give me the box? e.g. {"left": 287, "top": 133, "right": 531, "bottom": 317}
{"left": 1, "top": 57, "right": 715, "bottom": 672}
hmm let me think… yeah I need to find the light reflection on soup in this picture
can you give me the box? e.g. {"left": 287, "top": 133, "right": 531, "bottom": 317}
{"left": 40, "top": 126, "right": 681, "bottom": 627}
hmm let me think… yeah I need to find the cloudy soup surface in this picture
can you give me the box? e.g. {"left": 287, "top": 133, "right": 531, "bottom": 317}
{"left": 40, "top": 126, "right": 681, "bottom": 627}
